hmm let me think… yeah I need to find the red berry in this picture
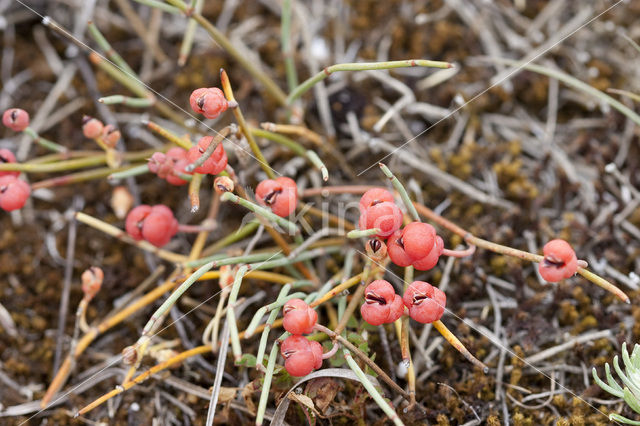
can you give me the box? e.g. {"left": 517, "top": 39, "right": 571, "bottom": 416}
{"left": 403, "top": 281, "right": 446, "bottom": 324}
{"left": 401, "top": 222, "right": 436, "bottom": 259}
{"left": 141, "top": 205, "right": 179, "bottom": 247}
{"left": 538, "top": 239, "right": 578, "bottom": 282}
{"left": 0, "top": 149, "right": 19, "bottom": 177}
{"left": 255, "top": 176, "right": 298, "bottom": 217}
{"left": 125, "top": 205, "right": 152, "bottom": 240}
{"left": 412, "top": 236, "right": 444, "bottom": 271}
{"left": 189, "top": 87, "right": 228, "bottom": 119}
{"left": 387, "top": 223, "right": 444, "bottom": 271}
{"left": 282, "top": 298, "right": 318, "bottom": 334}
{"left": 359, "top": 188, "right": 395, "bottom": 212}
{"left": 82, "top": 116, "right": 104, "bottom": 139}
{"left": 186, "top": 136, "right": 227, "bottom": 175}
{"left": 2, "top": 108, "right": 29, "bottom": 132}
{"left": 360, "top": 280, "right": 404, "bottom": 326}
{"left": 280, "top": 335, "right": 322, "bottom": 377}
{"left": 358, "top": 201, "right": 402, "bottom": 237}
{"left": 387, "top": 230, "right": 413, "bottom": 267}
{"left": 0, "top": 175, "right": 30, "bottom": 211}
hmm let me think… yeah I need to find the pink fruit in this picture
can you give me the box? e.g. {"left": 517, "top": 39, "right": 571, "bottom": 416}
{"left": 538, "top": 239, "right": 578, "bottom": 282}
{"left": 0, "top": 175, "right": 30, "bottom": 211}
{"left": 255, "top": 176, "right": 298, "bottom": 217}
{"left": 280, "top": 335, "right": 323, "bottom": 377}
{"left": 189, "top": 87, "right": 228, "bottom": 119}
{"left": 360, "top": 280, "right": 404, "bottom": 326}
{"left": 282, "top": 298, "right": 318, "bottom": 334}
{"left": 403, "top": 281, "right": 446, "bottom": 324}
{"left": 2, "top": 108, "right": 29, "bottom": 132}
{"left": 82, "top": 116, "right": 104, "bottom": 139}
{"left": 359, "top": 188, "right": 395, "bottom": 212}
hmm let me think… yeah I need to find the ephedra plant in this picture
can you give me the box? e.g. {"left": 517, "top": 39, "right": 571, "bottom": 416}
{"left": 0, "top": 2, "right": 635, "bottom": 424}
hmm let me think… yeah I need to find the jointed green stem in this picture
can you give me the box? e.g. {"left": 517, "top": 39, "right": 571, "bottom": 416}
{"left": 108, "top": 164, "right": 149, "bottom": 180}
{"left": 254, "top": 285, "right": 292, "bottom": 368}
{"left": 220, "top": 192, "right": 299, "bottom": 235}
{"left": 99, "top": 95, "right": 154, "bottom": 107}
{"left": 287, "top": 59, "right": 453, "bottom": 105}
{"left": 343, "top": 349, "right": 405, "bottom": 426}
{"left": 250, "top": 128, "right": 328, "bottom": 180}
{"left": 22, "top": 127, "right": 68, "bottom": 153}
{"left": 347, "top": 228, "right": 381, "bottom": 239}
{"left": 256, "top": 341, "right": 281, "bottom": 425}
{"left": 379, "top": 163, "right": 420, "bottom": 221}
{"left": 88, "top": 21, "right": 136, "bottom": 76}
{"left": 226, "top": 265, "right": 249, "bottom": 359}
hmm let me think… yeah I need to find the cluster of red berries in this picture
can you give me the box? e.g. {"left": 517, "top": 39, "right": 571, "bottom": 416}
{"left": 538, "top": 239, "right": 578, "bottom": 282}
{"left": 1, "top": 109, "right": 31, "bottom": 211}
{"left": 148, "top": 147, "right": 191, "bottom": 186}
{"left": 125, "top": 204, "right": 179, "bottom": 247}
{"left": 358, "top": 188, "right": 445, "bottom": 271}
{"left": 361, "top": 280, "right": 446, "bottom": 326}
{"left": 81, "top": 116, "right": 121, "bottom": 148}
{"left": 279, "top": 298, "right": 323, "bottom": 377}
{"left": 148, "top": 137, "right": 228, "bottom": 186}
{"left": 256, "top": 176, "right": 298, "bottom": 217}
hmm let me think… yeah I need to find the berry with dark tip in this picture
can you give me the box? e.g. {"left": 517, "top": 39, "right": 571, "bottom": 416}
{"left": 2, "top": 108, "right": 29, "bottom": 132}
{"left": 403, "top": 281, "right": 446, "bottom": 324}
{"left": 255, "top": 176, "right": 298, "bottom": 217}
{"left": 360, "top": 280, "right": 404, "bottom": 326}
{"left": 280, "top": 335, "right": 323, "bottom": 377}
{"left": 189, "top": 87, "right": 229, "bottom": 119}
{"left": 0, "top": 175, "right": 30, "bottom": 211}
{"left": 538, "top": 239, "right": 578, "bottom": 282}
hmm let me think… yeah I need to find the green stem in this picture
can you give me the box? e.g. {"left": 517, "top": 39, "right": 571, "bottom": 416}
{"left": 186, "top": 251, "right": 283, "bottom": 269}
{"left": 140, "top": 261, "right": 216, "bottom": 338}
{"left": 87, "top": 21, "right": 136, "bottom": 76}
{"left": 245, "top": 290, "right": 306, "bottom": 338}
{"left": 254, "top": 285, "right": 292, "bottom": 368}
{"left": 379, "top": 163, "right": 420, "bottom": 221}
{"left": 287, "top": 59, "right": 453, "bottom": 105}
{"left": 89, "top": 52, "right": 151, "bottom": 100}
{"left": 31, "top": 165, "right": 140, "bottom": 190}
{"left": 108, "top": 164, "right": 149, "bottom": 180}
{"left": 343, "top": 349, "right": 405, "bottom": 426}
{"left": 220, "top": 192, "right": 299, "bottom": 235}
{"left": 145, "top": 120, "right": 192, "bottom": 150}
{"left": 227, "top": 265, "right": 249, "bottom": 359}
{"left": 99, "top": 95, "right": 154, "bottom": 107}
{"left": 165, "top": 0, "right": 288, "bottom": 106}
{"left": 256, "top": 341, "right": 281, "bottom": 426}
{"left": 347, "top": 228, "right": 381, "bottom": 239}
{"left": 22, "top": 127, "right": 68, "bottom": 153}
{"left": 250, "top": 128, "right": 328, "bottom": 180}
